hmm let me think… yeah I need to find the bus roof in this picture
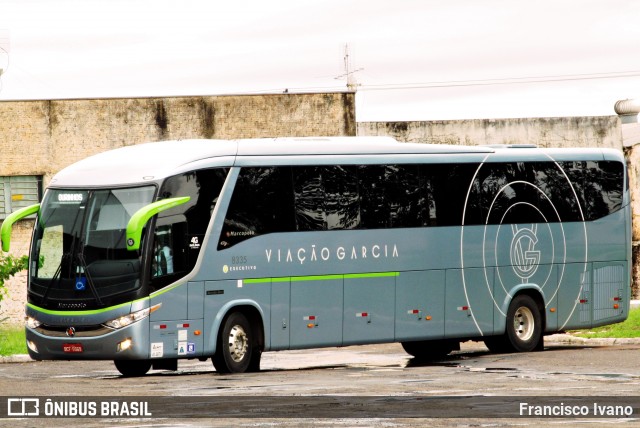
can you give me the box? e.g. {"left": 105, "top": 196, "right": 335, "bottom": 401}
{"left": 48, "top": 137, "right": 622, "bottom": 188}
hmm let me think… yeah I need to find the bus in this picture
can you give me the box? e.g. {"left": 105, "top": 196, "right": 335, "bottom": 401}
{"left": 0, "top": 137, "right": 631, "bottom": 376}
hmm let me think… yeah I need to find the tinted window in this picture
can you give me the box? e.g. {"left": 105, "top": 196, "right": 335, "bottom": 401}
{"left": 358, "top": 164, "right": 436, "bottom": 228}
{"left": 532, "top": 162, "right": 582, "bottom": 222}
{"left": 584, "top": 160, "right": 624, "bottom": 221}
{"left": 324, "top": 166, "right": 360, "bottom": 230}
{"left": 151, "top": 168, "right": 228, "bottom": 291}
{"left": 432, "top": 163, "right": 483, "bottom": 226}
{"left": 385, "top": 165, "right": 426, "bottom": 227}
{"left": 218, "top": 160, "right": 624, "bottom": 249}
{"left": 357, "top": 165, "right": 389, "bottom": 228}
{"left": 481, "top": 162, "right": 555, "bottom": 224}
{"left": 220, "top": 167, "right": 295, "bottom": 249}
{"left": 293, "top": 167, "right": 325, "bottom": 231}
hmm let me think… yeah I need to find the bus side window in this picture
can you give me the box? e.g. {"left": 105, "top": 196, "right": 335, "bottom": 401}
{"left": 358, "top": 165, "right": 389, "bottom": 228}
{"left": 152, "top": 225, "right": 174, "bottom": 277}
{"left": 219, "top": 167, "right": 295, "bottom": 249}
{"left": 150, "top": 168, "right": 228, "bottom": 291}
{"left": 583, "top": 160, "right": 624, "bottom": 220}
{"left": 323, "top": 165, "right": 360, "bottom": 230}
{"left": 293, "top": 166, "right": 325, "bottom": 231}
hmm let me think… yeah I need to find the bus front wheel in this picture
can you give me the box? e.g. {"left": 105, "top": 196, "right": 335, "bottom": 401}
{"left": 114, "top": 359, "right": 151, "bottom": 377}
{"left": 212, "top": 311, "right": 261, "bottom": 374}
{"left": 485, "top": 294, "right": 542, "bottom": 353}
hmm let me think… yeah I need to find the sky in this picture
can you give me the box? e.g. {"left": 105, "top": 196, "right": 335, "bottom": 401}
{"left": 1, "top": 0, "right": 640, "bottom": 122}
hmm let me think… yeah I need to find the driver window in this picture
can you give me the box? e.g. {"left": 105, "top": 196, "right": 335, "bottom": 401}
{"left": 152, "top": 225, "right": 174, "bottom": 277}
{"left": 148, "top": 167, "right": 228, "bottom": 292}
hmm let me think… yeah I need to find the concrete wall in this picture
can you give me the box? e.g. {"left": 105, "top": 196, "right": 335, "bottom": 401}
{"left": 358, "top": 116, "right": 639, "bottom": 298}
{"left": 625, "top": 145, "right": 640, "bottom": 298}
{"left": 0, "top": 92, "right": 355, "bottom": 324}
{"left": 1, "top": 93, "right": 355, "bottom": 182}
{"left": 358, "top": 116, "right": 622, "bottom": 148}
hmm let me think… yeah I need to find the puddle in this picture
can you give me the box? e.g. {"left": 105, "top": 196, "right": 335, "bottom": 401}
{"left": 583, "top": 372, "right": 636, "bottom": 380}
{"left": 467, "top": 367, "right": 518, "bottom": 373}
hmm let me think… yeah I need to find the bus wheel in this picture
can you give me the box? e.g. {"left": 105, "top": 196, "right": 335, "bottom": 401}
{"left": 401, "top": 339, "right": 459, "bottom": 360}
{"left": 485, "top": 294, "right": 542, "bottom": 353}
{"left": 114, "top": 359, "right": 151, "bottom": 377}
{"left": 212, "top": 312, "right": 259, "bottom": 374}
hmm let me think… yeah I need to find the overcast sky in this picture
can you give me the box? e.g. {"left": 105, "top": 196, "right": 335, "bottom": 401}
{"left": 1, "top": 0, "right": 640, "bottom": 121}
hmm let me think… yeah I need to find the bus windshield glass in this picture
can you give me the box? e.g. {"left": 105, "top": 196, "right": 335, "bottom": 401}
{"left": 28, "top": 186, "right": 155, "bottom": 309}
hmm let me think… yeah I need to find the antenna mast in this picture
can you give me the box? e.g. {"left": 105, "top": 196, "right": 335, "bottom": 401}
{"left": 335, "top": 44, "right": 362, "bottom": 92}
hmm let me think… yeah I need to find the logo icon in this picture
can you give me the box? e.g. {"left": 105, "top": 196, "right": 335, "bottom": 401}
{"left": 7, "top": 398, "right": 40, "bottom": 416}
{"left": 66, "top": 327, "right": 76, "bottom": 337}
{"left": 510, "top": 224, "right": 541, "bottom": 280}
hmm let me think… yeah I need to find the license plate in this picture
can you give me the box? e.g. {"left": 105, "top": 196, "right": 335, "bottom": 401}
{"left": 63, "top": 343, "right": 83, "bottom": 353}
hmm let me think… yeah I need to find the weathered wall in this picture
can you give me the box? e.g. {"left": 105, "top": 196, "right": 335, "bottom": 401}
{"left": 1, "top": 93, "right": 355, "bottom": 182}
{"left": 1, "top": 220, "right": 33, "bottom": 325}
{"left": 359, "top": 116, "right": 639, "bottom": 298}
{"left": 358, "top": 116, "right": 622, "bottom": 148}
{"left": 0, "top": 92, "right": 355, "bottom": 324}
{"left": 625, "top": 144, "right": 640, "bottom": 298}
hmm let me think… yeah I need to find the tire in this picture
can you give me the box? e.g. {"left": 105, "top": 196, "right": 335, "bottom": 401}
{"left": 485, "top": 294, "right": 542, "bottom": 353}
{"left": 114, "top": 359, "right": 151, "bottom": 377}
{"left": 212, "top": 312, "right": 261, "bottom": 374}
{"left": 401, "top": 339, "right": 459, "bottom": 360}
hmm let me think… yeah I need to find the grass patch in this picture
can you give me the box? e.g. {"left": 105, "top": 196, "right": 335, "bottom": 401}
{"left": 571, "top": 307, "right": 640, "bottom": 338}
{"left": 0, "top": 325, "right": 27, "bottom": 356}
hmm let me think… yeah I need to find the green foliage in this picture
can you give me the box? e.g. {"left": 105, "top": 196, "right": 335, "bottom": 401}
{"left": 0, "top": 252, "right": 29, "bottom": 305}
{"left": 573, "top": 308, "right": 640, "bottom": 338}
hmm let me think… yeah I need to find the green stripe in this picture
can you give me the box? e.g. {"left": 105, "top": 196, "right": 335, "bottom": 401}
{"left": 244, "top": 271, "right": 399, "bottom": 284}
{"left": 26, "top": 297, "right": 148, "bottom": 316}
{"left": 27, "top": 272, "right": 398, "bottom": 315}
{"left": 150, "top": 281, "right": 184, "bottom": 298}
{"left": 345, "top": 272, "right": 399, "bottom": 279}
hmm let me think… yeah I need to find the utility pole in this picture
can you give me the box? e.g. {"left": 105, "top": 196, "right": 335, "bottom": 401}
{"left": 335, "top": 44, "right": 362, "bottom": 92}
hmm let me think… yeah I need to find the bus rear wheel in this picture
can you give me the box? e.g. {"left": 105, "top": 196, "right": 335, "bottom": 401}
{"left": 114, "top": 359, "right": 151, "bottom": 377}
{"left": 401, "top": 339, "right": 459, "bottom": 360}
{"left": 484, "top": 294, "right": 542, "bottom": 353}
{"left": 212, "top": 311, "right": 261, "bottom": 374}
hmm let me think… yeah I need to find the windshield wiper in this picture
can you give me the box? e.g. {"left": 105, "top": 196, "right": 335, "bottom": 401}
{"left": 76, "top": 240, "right": 104, "bottom": 307}
{"left": 40, "top": 252, "right": 68, "bottom": 306}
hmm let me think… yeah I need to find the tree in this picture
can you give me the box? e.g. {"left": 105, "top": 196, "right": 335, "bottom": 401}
{"left": 0, "top": 253, "right": 28, "bottom": 308}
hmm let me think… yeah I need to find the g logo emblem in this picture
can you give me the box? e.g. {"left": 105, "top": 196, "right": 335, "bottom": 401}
{"left": 510, "top": 224, "right": 541, "bottom": 280}
{"left": 460, "top": 158, "right": 588, "bottom": 333}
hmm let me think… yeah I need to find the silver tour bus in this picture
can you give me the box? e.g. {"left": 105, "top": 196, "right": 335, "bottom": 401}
{"left": 1, "top": 137, "right": 631, "bottom": 376}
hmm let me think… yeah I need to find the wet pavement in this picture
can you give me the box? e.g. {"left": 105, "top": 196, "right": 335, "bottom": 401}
{"left": 1, "top": 339, "right": 640, "bottom": 426}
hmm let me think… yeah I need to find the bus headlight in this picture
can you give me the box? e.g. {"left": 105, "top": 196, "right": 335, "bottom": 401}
{"left": 25, "top": 316, "right": 42, "bottom": 329}
{"left": 102, "top": 304, "right": 161, "bottom": 330}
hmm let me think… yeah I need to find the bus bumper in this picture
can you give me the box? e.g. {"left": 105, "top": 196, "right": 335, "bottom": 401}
{"left": 25, "top": 318, "right": 150, "bottom": 361}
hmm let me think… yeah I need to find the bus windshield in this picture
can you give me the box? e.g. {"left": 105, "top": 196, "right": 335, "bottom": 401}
{"left": 28, "top": 187, "right": 156, "bottom": 309}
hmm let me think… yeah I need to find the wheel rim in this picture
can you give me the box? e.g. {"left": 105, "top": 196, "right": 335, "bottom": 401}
{"left": 513, "top": 306, "right": 535, "bottom": 342}
{"left": 227, "top": 324, "right": 249, "bottom": 362}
